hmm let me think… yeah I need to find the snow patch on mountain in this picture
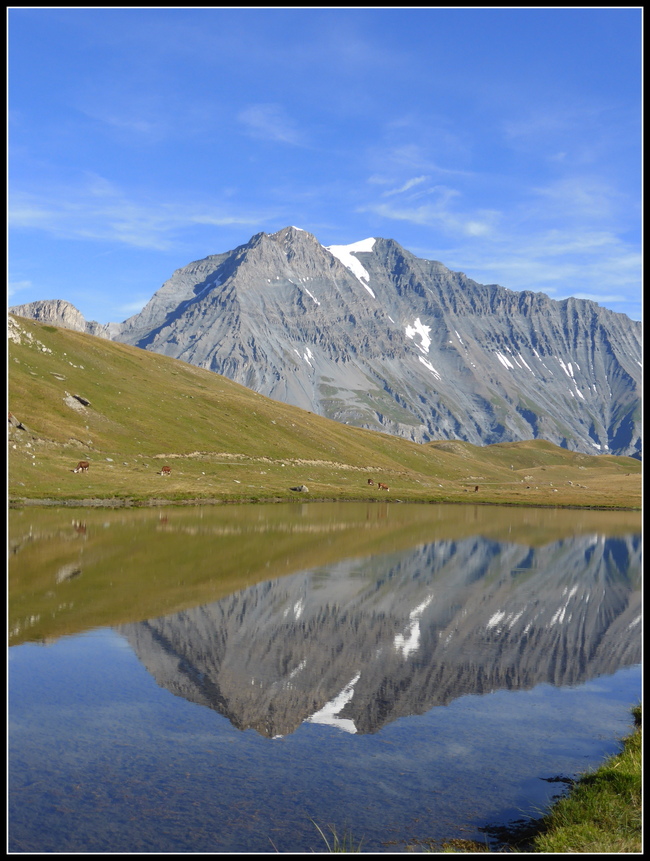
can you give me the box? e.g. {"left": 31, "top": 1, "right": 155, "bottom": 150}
{"left": 405, "top": 318, "right": 432, "bottom": 355}
{"left": 419, "top": 356, "right": 441, "bottom": 380}
{"left": 326, "top": 238, "right": 376, "bottom": 297}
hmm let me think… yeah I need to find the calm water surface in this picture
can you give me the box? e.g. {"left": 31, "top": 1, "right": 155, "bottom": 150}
{"left": 9, "top": 503, "right": 641, "bottom": 853}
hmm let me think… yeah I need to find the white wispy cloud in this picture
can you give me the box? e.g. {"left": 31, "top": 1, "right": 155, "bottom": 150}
{"left": 503, "top": 109, "right": 580, "bottom": 142}
{"left": 530, "top": 176, "right": 629, "bottom": 223}
{"left": 119, "top": 298, "right": 152, "bottom": 315}
{"left": 570, "top": 292, "right": 629, "bottom": 304}
{"left": 382, "top": 176, "right": 429, "bottom": 197}
{"left": 8, "top": 280, "right": 33, "bottom": 300}
{"left": 363, "top": 197, "right": 499, "bottom": 239}
{"left": 81, "top": 107, "right": 168, "bottom": 139}
{"left": 9, "top": 178, "right": 271, "bottom": 251}
{"left": 238, "top": 103, "right": 305, "bottom": 145}
{"left": 432, "top": 230, "right": 641, "bottom": 314}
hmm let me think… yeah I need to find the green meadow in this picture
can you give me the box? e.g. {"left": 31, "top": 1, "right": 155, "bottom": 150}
{"left": 9, "top": 315, "right": 641, "bottom": 510}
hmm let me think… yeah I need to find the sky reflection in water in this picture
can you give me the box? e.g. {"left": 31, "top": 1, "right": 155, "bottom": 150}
{"left": 8, "top": 504, "right": 641, "bottom": 853}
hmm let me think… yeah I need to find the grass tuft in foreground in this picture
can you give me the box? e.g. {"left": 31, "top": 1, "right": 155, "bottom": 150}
{"left": 526, "top": 703, "right": 641, "bottom": 853}
{"left": 311, "top": 820, "right": 364, "bottom": 853}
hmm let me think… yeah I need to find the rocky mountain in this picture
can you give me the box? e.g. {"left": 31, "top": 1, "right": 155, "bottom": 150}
{"left": 7, "top": 299, "right": 121, "bottom": 339}
{"left": 8, "top": 299, "right": 88, "bottom": 333}
{"left": 10, "top": 227, "right": 642, "bottom": 456}
{"left": 118, "top": 532, "right": 641, "bottom": 738}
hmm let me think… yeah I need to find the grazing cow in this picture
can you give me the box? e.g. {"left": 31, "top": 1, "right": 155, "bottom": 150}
{"left": 160, "top": 465, "right": 172, "bottom": 476}
{"left": 474, "top": 486, "right": 479, "bottom": 492}
{"left": 73, "top": 461, "right": 89, "bottom": 473}
{"left": 367, "top": 478, "right": 375, "bottom": 485}
{"left": 378, "top": 482, "right": 389, "bottom": 491}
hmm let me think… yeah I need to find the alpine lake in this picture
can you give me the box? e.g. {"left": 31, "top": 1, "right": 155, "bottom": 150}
{"left": 9, "top": 501, "right": 641, "bottom": 853}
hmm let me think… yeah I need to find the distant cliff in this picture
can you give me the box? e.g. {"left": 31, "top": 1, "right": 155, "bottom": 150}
{"left": 8, "top": 299, "right": 121, "bottom": 339}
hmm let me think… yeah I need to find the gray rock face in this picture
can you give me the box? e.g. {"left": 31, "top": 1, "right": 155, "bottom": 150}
{"left": 8, "top": 299, "right": 88, "bottom": 332}
{"left": 8, "top": 299, "right": 117, "bottom": 340}
{"left": 113, "top": 227, "right": 641, "bottom": 456}
{"left": 11, "top": 227, "right": 642, "bottom": 455}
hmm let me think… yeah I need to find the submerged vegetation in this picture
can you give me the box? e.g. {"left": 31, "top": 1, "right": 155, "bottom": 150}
{"left": 8, "top": 315, "right": 641, "bottom": 509}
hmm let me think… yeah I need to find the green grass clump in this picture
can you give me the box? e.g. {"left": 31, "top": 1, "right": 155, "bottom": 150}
{"left": 528, "top": 705, "right": 641, "bottom": 853}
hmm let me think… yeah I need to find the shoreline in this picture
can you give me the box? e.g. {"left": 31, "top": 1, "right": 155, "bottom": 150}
{"left": 9, "top": 495, "right": 640, "bottom": 511}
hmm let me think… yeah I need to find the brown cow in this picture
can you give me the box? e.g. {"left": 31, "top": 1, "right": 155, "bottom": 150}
{"left": 367, "top": 478, "right": 375, "bottom": 485}
{"left": 73, "top": 461, "right": 89, "bottom": 473}
{"left": 160, "top": 465, "right": 172, "bottom": 476}
{"left": 378, "top": 482, "right": 389, "bottom": 491}
{"left": 474, "top": 486, "right": 479, "bottom": 492}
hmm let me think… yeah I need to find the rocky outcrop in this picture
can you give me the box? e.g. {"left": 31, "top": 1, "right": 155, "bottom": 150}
{"left": 8, "top": 299, "right": 117, "bottom": 340}
{"left": 9, "top": 299, "right": 87, "bottom": 331}
{"left": 8, "top": 412, "right": 26, "bottom": 430}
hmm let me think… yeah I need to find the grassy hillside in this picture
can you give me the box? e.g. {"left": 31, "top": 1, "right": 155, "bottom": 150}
{"left": 8, "top": 314, "right": 641, "bottom": 509}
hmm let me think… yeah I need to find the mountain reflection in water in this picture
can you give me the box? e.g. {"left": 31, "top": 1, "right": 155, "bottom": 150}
{"left": 118, "top": 533, "right": 641, "bottom": 738}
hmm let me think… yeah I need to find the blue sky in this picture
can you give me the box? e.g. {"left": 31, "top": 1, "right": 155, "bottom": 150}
{"left": 9, "top": 7, "right": 642, "bottom": 324}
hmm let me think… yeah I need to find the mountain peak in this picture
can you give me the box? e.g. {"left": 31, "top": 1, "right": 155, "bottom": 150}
{"left": 10, "top": 227, "right": 642, "bottom": 458}
{"left": 266, "top": 225, "right": 318, "bottom": 246}
{"left": 270, "top": 225, "right": 309, "bottom": 237}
